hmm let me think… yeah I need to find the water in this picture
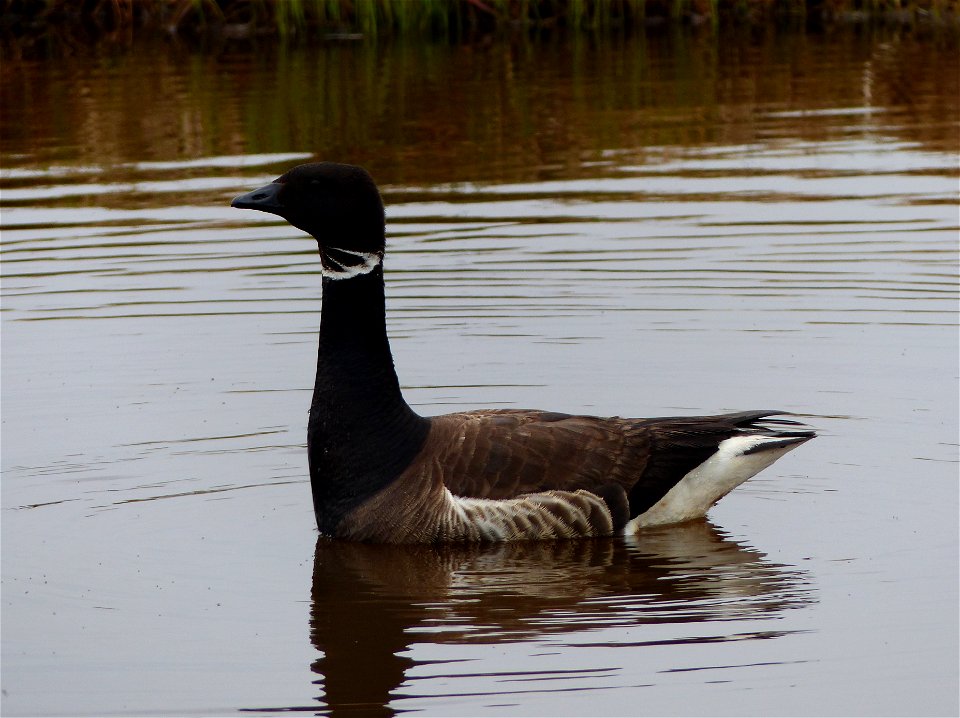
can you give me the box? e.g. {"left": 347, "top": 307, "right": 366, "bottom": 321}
{"left": 2, "top": 30, "right": 958, "bottom": 717}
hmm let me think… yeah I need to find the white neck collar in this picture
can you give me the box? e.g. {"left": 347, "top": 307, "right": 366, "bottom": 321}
{"left": 321, "top": 246, "right": 383, "bottom": 280}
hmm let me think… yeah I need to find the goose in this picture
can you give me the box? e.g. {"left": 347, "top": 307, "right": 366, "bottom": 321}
{"left": 232, "top": 162, "right": 814, "bottom": 543}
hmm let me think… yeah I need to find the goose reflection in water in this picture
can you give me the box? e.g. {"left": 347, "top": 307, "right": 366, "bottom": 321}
{"left": 304, "top": 522, "right": 814, "bottom": 716}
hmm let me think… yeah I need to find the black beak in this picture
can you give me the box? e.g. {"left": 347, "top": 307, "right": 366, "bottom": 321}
{"left": 231, "top": 181, "right": 285, "bottom": 214}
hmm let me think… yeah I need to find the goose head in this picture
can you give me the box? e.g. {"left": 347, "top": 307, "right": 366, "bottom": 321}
{"left": 232, "top": 162, "right": 385, "bottom": 278}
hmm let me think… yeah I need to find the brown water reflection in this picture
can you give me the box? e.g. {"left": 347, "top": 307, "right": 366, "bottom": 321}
{"left": 305, "top": 523, "right": 811, "bottom": 716}
{"left": 2, "top": 31, "right": 956, "bottom": 185}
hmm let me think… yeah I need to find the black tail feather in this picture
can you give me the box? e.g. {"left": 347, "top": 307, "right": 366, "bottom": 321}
{"left": 627, "top": 410, "right": 814, "bottom": 517}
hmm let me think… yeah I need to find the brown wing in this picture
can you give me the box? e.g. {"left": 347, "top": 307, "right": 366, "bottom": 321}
{"left": 427, "top": 409, "right": 651, "bottom": 521}
{"left": 424, "top": 409, "right": 812, "bottom": 531}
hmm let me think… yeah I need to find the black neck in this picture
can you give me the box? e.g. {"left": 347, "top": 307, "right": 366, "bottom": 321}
{"left": 307, "top": 265, "right": 430, "bottom": 535}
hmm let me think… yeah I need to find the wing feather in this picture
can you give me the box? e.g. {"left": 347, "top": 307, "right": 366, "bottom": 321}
{"left": 426, "top": 409, "right": 812, "bottom": 527}
{"left": 428, "top": 410, "right": 648, "bottom": 510}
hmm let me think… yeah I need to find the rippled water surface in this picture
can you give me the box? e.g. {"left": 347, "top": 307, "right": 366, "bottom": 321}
{"left": 2, "top": 31, "right": 958, "bottom": 717}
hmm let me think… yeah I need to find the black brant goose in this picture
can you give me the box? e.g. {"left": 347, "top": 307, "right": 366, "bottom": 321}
{"left": 232, "top": 162, "right": 814, "bottom": 543}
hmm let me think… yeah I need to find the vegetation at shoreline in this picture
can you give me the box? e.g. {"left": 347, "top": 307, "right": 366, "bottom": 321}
{"left": 3, "top": 0, "right": 958, "bottom": 49}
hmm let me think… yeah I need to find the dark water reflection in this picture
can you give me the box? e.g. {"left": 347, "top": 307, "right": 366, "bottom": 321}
{"left": 305, "top": 523, "right": 811, "bottom": 716}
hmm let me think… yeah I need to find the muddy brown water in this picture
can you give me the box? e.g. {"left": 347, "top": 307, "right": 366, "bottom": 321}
{"left": 2, "top": 30, "right": 958, "bottom": 717}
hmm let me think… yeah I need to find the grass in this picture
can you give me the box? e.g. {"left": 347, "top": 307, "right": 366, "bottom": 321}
{"left": 1, "top": 0, "right": 957, "bottom": 45}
